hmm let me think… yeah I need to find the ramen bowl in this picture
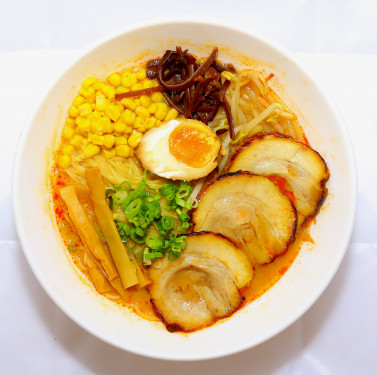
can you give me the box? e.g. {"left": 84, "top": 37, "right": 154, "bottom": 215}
{"left": 13, "top": 18, "right": 356, "bottom": 360}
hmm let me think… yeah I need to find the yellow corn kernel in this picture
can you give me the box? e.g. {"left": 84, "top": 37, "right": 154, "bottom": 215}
{"left": 133, "top": 117, "right": 143, "bottom": 129}
{"left": 69, "top": 134, "right": 84, "bottom": 148}
{"left": 129, "top": 74, "right": 137, "bottom": 86}
{"left": 136, "top": 69, "right": 147, "bottom": 81}
{"left": 102, "top": 149, "right": 116, "bottom": 159}
{"left": 164, "top": 108, "right": 179, "bottom": 122}
{"left": 131, "top": 83, "right": 143, "bottom": 91}
{"left": 62, "top": 126, "right": 74, "bottom": 139}
{"left": 79, "top": 86, "right": 95, "bottom": 98}
{"left": 91, "top": 110, "right": 102, "bottom": 119}
{"left": 157, "top": 102, "right": 168, "bottom": 112}
{"left": 147, "top": 103, "right": 158, "bottom": 114}
{"left": 82, "top": 77, "right": 98, "bottom": 89}
{"left": 116, "top": 86, "right": 129, "bottom": 94}
{"left": 104, "top": 121, "right": 114, "bottom": 133}
{"left": 135, "top": 106, "right": 150, "bottom": 119}
{"left": 115, "top": 136, "right": 128, "bottom": 146}
{"left": 87, "top": 95, "right": 96, "bottom": 104}
{"left": 62, "top": 144, "right": 75, "bottom": 155}
{"left": 102, "top": 85, "right": 115, "bottom": 100}
{"left": 98, "top": 116, "right": 113, "bottom": 132}
{"left": 78, "top": 103, "right": 93, "bottom": 117}
{"left": 90, "top": 119, "right": 104, "bottom": 135}
{"left": 134, "top": 99, "right": 141, "bottom": 106}
{"left": 65, "top": 117, "right": 75, "bottom": 127}
{"left": 70, "top": 134, "right": 84, "bottom": 148}
{"left": 121, "top": 75, "right": 132, "bottom": 88}
{"left": 142, "top": 80, "right": 153, "bottom": 89}
{"left": 108, "top": 73, "right": 121, "bottom": 87}
{"left": 91, "top": 134, "right": 104, "bottom": 145}
{"left": 122, "top": 98, "right": 137, "bottom": 111}
{"left": 80, "top": 144, "right": 100, "bottom": 159}
{"left": 145, "top": 117, "right": 156, "bottom": 129}
{"left": 58, "top": 154, "right": 71, "bottom": 169}
{"left": 124, "top": 125, "right": 133, "bottom": 133}
{"left": 77, "top": 118, "right": 91, "bottom": 133}
{"left": 156, "top": 119, "right": 162, "bottom": 126}
{"left": 128, "top": 132, "right": 143, "bottom": 148}
{"left": 115, "top": 144, "right": 130, "bottom": 157}
{"left": 114, "top": 121, "right": 126, "bottom": 133}
{"left": 122, "top": 109, "right": 136, "bottom": 125}
{"left": 105, "top": 103, "right": 121, "bottom": 122}
{"left": 155, "top": 109, "right": 166, "bottom": 121}
{"left": 138, "top": 125, "right": 147, "bottom": 133}
{"left": 68, "top": 106, "right": 80, "bottom": 117}
{"left": 103, "top": 134, "right": 115, "bottom": 148}
{"left": 95, "top": 94, "right": 108, "bottom": 112}
{"left": 75, "top": 116, "right": 84, "bottom": 125}
{"left": 140, "top": 95, "right": 150, "bottom": 108}
{"left": 91, "top": 103, "right": 96, "bottom": 109}
{"left": 93, "top": 80, "right": 102, "bottom": 90}
{"left": 151, "top": 92, "right": 164, "bottom": 103}
{"left": 73, "top": 95, "right": 85, "bottom": 107}
{"left": 129, "top": 148, "right": 135, "bottom": 157}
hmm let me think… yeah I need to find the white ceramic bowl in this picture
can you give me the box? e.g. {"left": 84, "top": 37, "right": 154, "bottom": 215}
{"left": 13, "top": 19, "right": 356, "bottom": 360}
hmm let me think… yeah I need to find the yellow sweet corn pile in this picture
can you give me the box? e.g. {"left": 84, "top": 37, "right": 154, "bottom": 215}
{"left": 58, "top": 68, "right": 179, "bottom": 169}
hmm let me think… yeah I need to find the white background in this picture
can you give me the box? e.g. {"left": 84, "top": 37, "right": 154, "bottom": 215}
{"left": 1, "top": 1, "right": 377, "bottom": 374}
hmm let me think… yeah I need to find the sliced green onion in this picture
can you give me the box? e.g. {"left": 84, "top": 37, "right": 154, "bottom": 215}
{"left": 146, "top": 194, "right": 160, "bottom": 202}
{"left": 169, "top": 230, "right": 178, "bottom": 240}
{"left": 168, "top": 252, "right": 180, "bottom": 261}
{"left": 190, "top": 198, "right": 199, "bottom": 208}
{"left": 135, "top": 227, "right": 145, "bottom": 237}
{"left": 160, "top": 215, "right": 175, "bottom": 230}
{"left": 125, "top": 198, "right": 142, "bottom": 218}
{"left": 68, "top": 245, "right": 77, "bottom": 252}
{"left": 113, "top": 180, "right": 132, "bottom": 191}
{"left": 111, "top": 172, "right": 195, "bottom": 265}
{"left": 125, "top": 238, "right": 137, "bottom": 250}
{"left": 179, "top": 222, "right": 190, "bottom": 231}
{"left": 146, "top": 233, "right": 164, "bottom": 250}
{"left": 178, "top": 213, "right": 190, "bottom": 222}
{"left": 106, "top": 188, "right": 116, "bottom": 197}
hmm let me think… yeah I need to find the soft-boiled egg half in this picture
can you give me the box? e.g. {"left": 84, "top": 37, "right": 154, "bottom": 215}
{"left": 136, "top": 119, "right": 221, "bottom": 180}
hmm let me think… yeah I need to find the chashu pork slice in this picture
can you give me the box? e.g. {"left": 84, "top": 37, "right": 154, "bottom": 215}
{"left": 227, "top": 134, "right": 329, "bottom": 224}
{"left": 149, "top": 232, "right": 253, "bottom": 332}
{"left": 193, "top": 172, "right": 297, "bottom": 265}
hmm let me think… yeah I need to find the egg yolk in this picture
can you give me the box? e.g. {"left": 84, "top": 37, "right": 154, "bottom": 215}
{"left": 169, "top": 123, "right": 217, "bottom": 168}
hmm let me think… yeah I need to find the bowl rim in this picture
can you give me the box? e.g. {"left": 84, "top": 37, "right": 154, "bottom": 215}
{"left": 12, "top": 16, "right": 357, "bottom": 361}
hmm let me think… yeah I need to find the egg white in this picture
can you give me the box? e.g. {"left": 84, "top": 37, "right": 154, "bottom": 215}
{"left": 136, "top": 119, "right": 220, "bottom": 180}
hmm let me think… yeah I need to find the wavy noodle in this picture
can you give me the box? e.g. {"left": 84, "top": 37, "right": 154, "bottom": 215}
{"left": 66, "top": 154, "right": 166, "bottom": 190}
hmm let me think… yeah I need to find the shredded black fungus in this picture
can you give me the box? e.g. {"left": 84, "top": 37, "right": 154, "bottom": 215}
{"left": 144, "top": 46, "right": 236, "bottom": 138}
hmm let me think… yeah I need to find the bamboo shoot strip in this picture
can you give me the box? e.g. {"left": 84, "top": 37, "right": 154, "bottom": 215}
{"left": 131, "top": 256, "right": 151, "bottom": 289}
{"left": 86, "top": 257, "right": 114, "bottom": 294}
{"left": 60, "top": 185, "right": 118, "bottom": 281}
{"left": 85, "top": 167, "right": 139, "bottom": 289}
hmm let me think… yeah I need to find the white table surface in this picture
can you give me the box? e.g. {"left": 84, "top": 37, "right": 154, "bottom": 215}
{"left": 1, "top": 48, "right": 377, "bottom": 374}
